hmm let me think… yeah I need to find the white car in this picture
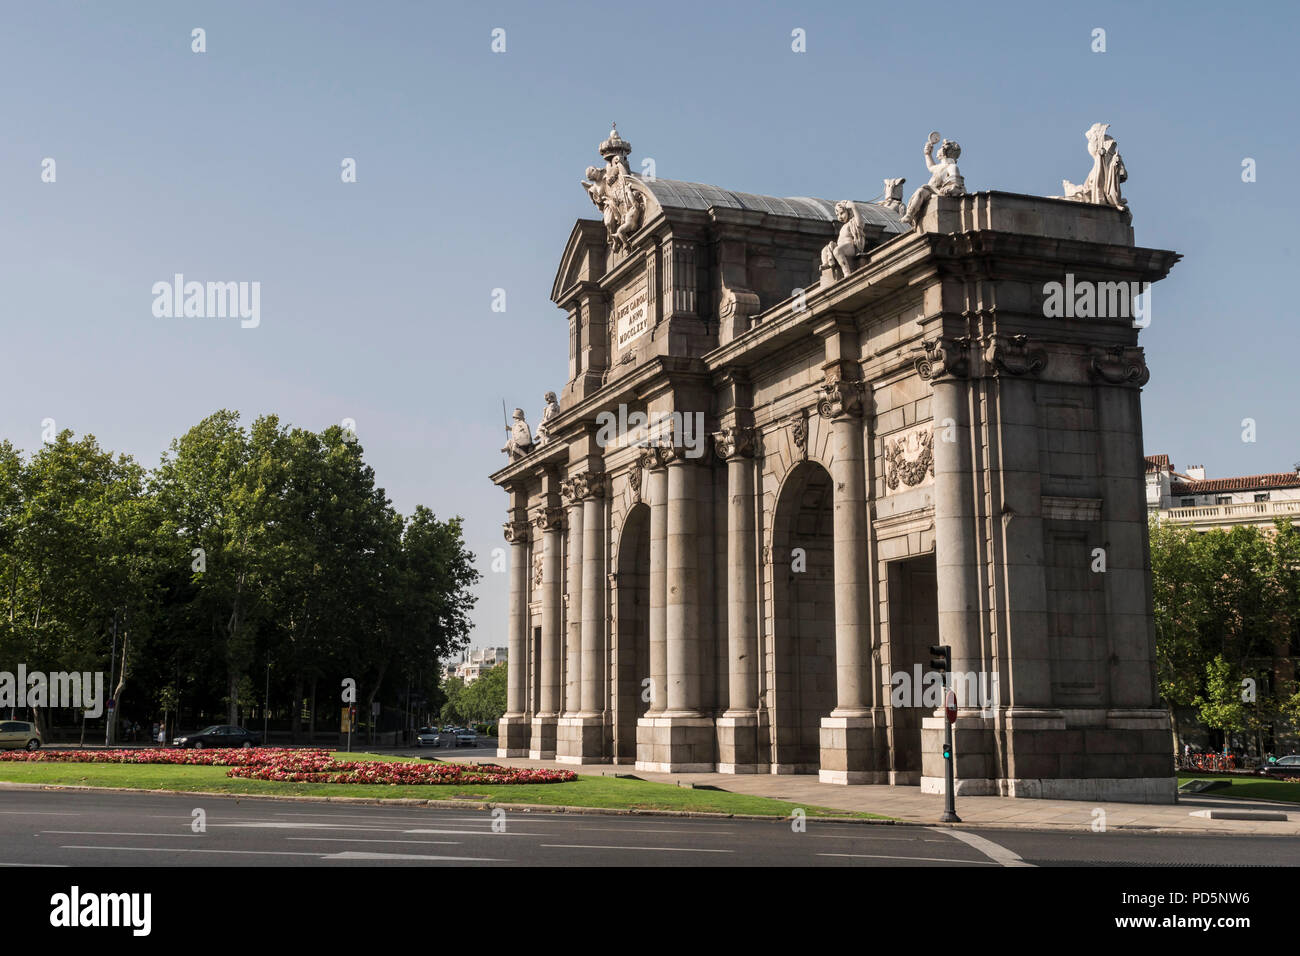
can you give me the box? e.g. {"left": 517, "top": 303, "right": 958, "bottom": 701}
{"left": 414, "top": 727, "right": 439, "bottom": 747}
{"left": 0, "top": 720, "right": 42, "bottom": 751}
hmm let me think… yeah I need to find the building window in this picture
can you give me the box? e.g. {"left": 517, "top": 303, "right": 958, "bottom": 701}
{"left": 1180, "top": 497, "right": 1196, "bottom": 507}
{"left": 1255, "top": 492, "right": 1271, "bottom": 502}
{"left": 1216, "top": 496, "right": 1232, "bottom": 505}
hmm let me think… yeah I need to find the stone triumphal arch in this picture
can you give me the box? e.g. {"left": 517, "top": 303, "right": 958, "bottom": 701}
{"left": 492, "top": 125, "right": 1180, "bottom": 801}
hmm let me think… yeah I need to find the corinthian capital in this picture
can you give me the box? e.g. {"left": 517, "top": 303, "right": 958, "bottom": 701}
{"left": 564, "top": 470, "right": 606, "bottom": 501}
{"left": 532, "top": 506, "right": 567, "bottom": 533}
{"left": 502, "top": 518, "right": 531, "bottom": 543}
{"left": 817, "top": 379, "right": 865, "bottom": 420}
{"left": 915, "top": 335, "right": 972, "bottom": 381}
{"left": 712, "top": 425, "right": 757, "bottom": 461}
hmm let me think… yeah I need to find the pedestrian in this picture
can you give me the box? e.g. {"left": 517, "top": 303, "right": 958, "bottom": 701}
{"left": 157, "top": 725, "right": 166, "bottom": 746}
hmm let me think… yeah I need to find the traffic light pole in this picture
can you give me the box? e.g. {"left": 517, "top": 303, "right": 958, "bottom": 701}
{"left": 931, "top": 643, "right": 961, "bottom": 823}
{"left": 941, "top": 680, "right": 960, "bottom": 823}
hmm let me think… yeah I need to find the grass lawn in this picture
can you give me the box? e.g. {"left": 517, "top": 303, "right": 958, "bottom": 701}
{"left": 1178, "top": 773, "right": 1300, "bottom": 804}
{"left": 0, "top": 752, "right": 887, "bottom": 819}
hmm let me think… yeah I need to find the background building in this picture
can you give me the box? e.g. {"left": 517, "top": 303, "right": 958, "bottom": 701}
{"left": 1147, "top": 454, "right": 1300, "bottom": 530}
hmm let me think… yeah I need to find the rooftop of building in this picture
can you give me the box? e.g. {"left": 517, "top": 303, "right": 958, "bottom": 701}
{"left": 639, "top": 177, "right": 908, "bottom": 232}
{"left": 1147, "top": 453, "right": 1300, "bottom": 495}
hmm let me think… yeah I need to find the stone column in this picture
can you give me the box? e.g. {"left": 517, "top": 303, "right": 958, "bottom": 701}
{"left": 530, "top": 505, "right": 565, "bottom": 759}
{"left": 816, "top": 376, "right": 878, "bottom": 783}
{"left": 714, "top": 425, "right": 760, "bottom": 773}
{"left": 562, "top": 484, "right": 584, "bottom": 717}
{"left": 558, "top": 471, "right": 608, "bottom": 764}
{"left": 664, "top": 450, "right": 700, "bottom": 716}
{"left": 580, "top": 483, "right": 606, "bottom": 717}
{"left": 916, "top": 336, "right": 992, "bottom": 794}
{"left": 636, "top": 448, "right": 669, "bottom": 769}
{"left": 498, "top": 514, "right": 532, "bottom": 757}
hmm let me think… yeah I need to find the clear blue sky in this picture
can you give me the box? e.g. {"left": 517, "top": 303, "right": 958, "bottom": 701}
{"left": 2, "top": 0, "right": 1296, "bottom": 649}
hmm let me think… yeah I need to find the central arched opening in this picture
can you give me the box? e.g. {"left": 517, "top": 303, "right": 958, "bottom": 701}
{"left": 614, "top": 503, "right": 651, "bottom": 763}
{"left": 771, "top": 462, "right": 836, "bottom": 773}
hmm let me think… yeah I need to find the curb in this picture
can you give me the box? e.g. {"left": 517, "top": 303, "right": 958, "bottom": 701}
{"left": 3, "top": 781, "right": 1294, "bottom": 835}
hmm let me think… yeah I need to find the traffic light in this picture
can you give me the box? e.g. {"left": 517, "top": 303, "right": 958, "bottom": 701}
{"left": 942, "top": 740, "right": 952, "bottom": 760}
{"left": 929, "top": 644, "right": 951, "bottom": 674}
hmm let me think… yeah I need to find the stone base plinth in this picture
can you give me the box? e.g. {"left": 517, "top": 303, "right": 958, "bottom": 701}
{"left": 716, "top": 713, "right": 761, "bottom": 774}
{"left": 819, "top": 715, "right": 886, "bottom": 785}
{"left": 920, "top": 708, "right": 1177, "bottom": 803}
{"left": 634, "top": 714, "right": 716, "bottom": 773}
{"left": 528, "top": 715, "right": 557, "bottom": 760}
{"left": 496, "top": 714, "right": 531, "bottom": 758}
{"left": 555, "top": 715, "right": 608, "bottom": 764}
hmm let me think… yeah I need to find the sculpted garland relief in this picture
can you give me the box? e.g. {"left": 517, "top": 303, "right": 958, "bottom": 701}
{"left": 883, "top": 426, "right": 935, "bottom": 495}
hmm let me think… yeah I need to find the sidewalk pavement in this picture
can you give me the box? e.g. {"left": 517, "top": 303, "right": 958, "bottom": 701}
{"left": 436, "top": 753, "right": 1300, "bottom": 836}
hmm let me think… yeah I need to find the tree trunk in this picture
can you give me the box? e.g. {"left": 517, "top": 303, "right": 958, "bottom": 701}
{"left": 366, "top": 662, "right": 388, "bottom": 747}
{"left": 309, "top": 676, "right": 318, "bottom": 741}
{"left": 290, "top": 674, "right": 303, "bottom": 743}
{"left": 228, "top": 670, "right": 239, "bottom": 724}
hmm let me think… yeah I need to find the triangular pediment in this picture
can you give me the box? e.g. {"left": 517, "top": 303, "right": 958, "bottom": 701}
{"left": 551, "top": 219, "right": 609, "bottom": 306}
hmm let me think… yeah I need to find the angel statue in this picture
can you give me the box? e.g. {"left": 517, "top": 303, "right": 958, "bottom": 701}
{"left": 820, "top": 201, "right": 871, "bottom": 279}
{"left": 535, "top": 391, "right": 561, "bottom": 445}
{"left": 901, "top": 132, "right": 966, "bottom": 229}
{"left": 501, "top": 407, "right": 534, "bottom": 460}
{"left": 1060, "top": 122, "right": 1127, "bottom": 212}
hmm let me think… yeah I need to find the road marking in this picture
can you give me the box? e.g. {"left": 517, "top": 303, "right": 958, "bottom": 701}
{"left": 287, "top": 838, "right": 462, "bottom": 846}
{"left": 576, "top": 827, "right": 737, "bottom": 835}
{"left": 42, "top": 831, "right": 202, "bottom": 838}
{"left": 0, "top": 811, "right": 81, "bottom": 815}
{"left": 931, "top": 828, "right": 1035, "bottom": 867}
{"left": 0, "top": 862, "right": 67, "bottom": 867}
{"left": 62, "top": 845, "right": 325, "bottom": 857}
{"left": 323, "top": 851, "right": 507, "bottom": 862}
{"left": 818, "top": 852, "right": 997, "bottom": 865}
{"left": 540, "top": 844, "right": 732, "bottom": 853}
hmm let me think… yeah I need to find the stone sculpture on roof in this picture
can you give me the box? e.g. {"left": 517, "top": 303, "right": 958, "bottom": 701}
{"left": 819, "top": 200, "right": 872, "bottom": 280}
{"left": 1059, "top": 122, "right": 1127, "bottom": 213}
{"left": 501, "top": 407, "right": 534, "bottom": 460}
{"left": 535, "top": 391, "right": 561, "bottom": 445}
{"left": 877, "top": 177, "right": 906, "bottom": 216}
{"left": 581, "top": 124, "right": 646, "bottom": 252}
{"left": 901, "top": 132, "right": 966, "bottom": 230}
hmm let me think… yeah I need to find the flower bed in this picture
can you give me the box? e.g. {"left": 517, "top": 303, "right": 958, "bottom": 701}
{"left": 0, "top": 747, "right": 576, "bottom": 785}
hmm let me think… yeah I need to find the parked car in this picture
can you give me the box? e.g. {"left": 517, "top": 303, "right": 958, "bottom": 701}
{"left": 0, "top": 720, "right": 41, "bottom": 751}
{"left": 170, "top": 725, "right": 262, "bottom": 749}
{"left": 1259, "top": 755, "right": 1300, "bottom": 778}
{"left": 414, "top": 726, "right": 439, "bottom": 747}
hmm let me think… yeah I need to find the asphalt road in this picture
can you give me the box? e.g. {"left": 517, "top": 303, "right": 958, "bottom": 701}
{"left": 0, "top": 788, "right": 1297, "bottom": 867}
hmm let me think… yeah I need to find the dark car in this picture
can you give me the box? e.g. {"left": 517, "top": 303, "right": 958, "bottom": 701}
{"left": 171, "top": 725, "right": 262, "bottom": 749}
{"left": 1260, "top": 755, "right": 1300, "bottom": 778}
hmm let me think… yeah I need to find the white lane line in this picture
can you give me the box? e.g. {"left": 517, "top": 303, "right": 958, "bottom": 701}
{"left": 41, "top": 831, "right": 202, "bottom": 838}
{"left": 62, "top": 845, "right": 326, "bottom": 857}
{"left": 806, "top": 837, "right": 951, "bottom": 842}
{"left": 287, "top": 838, "right": 462, "bottom": 846}
{"left": 323, "top": 851, "right": 507, "bottom": 862}
{"left": 818, "top": 852, "right": 998, "bottom": 865}
{"left": 402, "top": 829, "right": 542, "bottom": 836}
{"left": 209, "top": 822, "right": 538, "bottom": 836}
{"left": 931, "top": 828, "right": 1035, "bottom": 867}
{"left": 576, "top": 827, "right": 737, "bottom": 835}
{"left": 540, "top": 844, "right": 732, "bottom": 853}
{"left": 0, "top": 811, "right": 82, "bottom": 815}
{"left": 0, "top": 862, "right": 67, "bottom": 866}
